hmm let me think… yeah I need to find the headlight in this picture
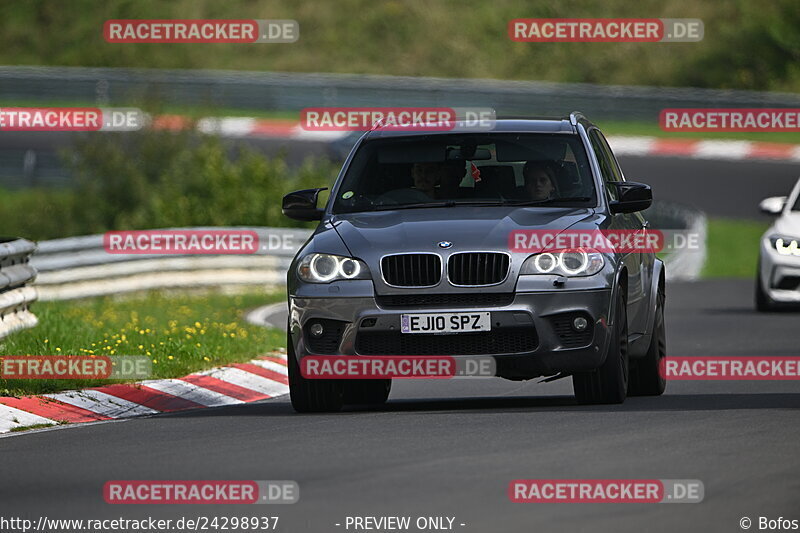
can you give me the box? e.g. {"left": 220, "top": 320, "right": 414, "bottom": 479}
{"left": 769, "top": 235, "right": 800, "bottom": 257}
{"left": 520, "top": 249, "right": 604, "bottom": 277}
{"left": 297, "top": 253, "right": 370, "bottom": 283}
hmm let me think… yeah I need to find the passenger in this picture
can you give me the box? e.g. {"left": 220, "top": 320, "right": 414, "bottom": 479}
{"left": 411, "top": 162, "right": 466, "bottom": 199}
{"left": 411, "top": 162, "right": 442, "bottom": 198}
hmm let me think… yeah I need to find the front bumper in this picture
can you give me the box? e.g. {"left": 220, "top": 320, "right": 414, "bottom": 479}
{"left": 288, "top": 283, "right": 614, "bottom": 379}
{"left": 760, "top": 239, "right": 800, "bottom": 303}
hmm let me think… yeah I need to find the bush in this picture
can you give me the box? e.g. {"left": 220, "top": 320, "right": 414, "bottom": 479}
{"left": 0, "top": 128, "right": 338, "bottom": 240}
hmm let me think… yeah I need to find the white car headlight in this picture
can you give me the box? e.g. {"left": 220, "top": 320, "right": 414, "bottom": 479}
{"left": 769, "top": 235, "right": 800, "bottom": 257}
{"left": 298, "top": 253, "right": 370, "bottom": 283}
{"left": 520, "top": 249, "right": 604, "bottom": 277}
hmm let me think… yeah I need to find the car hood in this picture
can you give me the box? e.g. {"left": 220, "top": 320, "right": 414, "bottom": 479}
{"left": 774, "top": 212, "right": 800, "bottom": 237}
{"left": 331, "top": 206, "right": 596, "bottom": 255}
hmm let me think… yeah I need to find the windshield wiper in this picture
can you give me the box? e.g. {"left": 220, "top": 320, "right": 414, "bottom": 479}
{"left": 370, "top": 201, "right": 457, "bottom": 211}
{"left": 500, "top": 196, "right": 593, "bottom": 206}
{"left": 366, "top": 197, "right": 593, "bottom": 211}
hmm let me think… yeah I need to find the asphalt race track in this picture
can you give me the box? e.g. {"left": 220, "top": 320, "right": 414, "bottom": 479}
{"left": 4, "top": 131, "right": 799, "bottom": 220}
{"left": 1, "top": 278, "right": 798, "bottom": 533}
{"left": 1, "top": 147, "right": 799, "bottom": 532}
{"left": 618, "top": 156, "right": 800, "bottom": 220}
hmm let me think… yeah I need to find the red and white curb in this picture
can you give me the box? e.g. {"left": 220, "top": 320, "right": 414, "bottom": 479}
{"left": 151, "top": 116, "right": 800, "bottom": 162}
{"left": 152, "top": 115, "right": 349, "bottom": 142}
{"left": 0, "top": 353, "right": 289, "bottom": 434}
{"left": 606, "top": 135, "right": 800, "bottom": 162}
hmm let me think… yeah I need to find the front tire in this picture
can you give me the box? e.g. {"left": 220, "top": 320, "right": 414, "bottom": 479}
{"left": 287, "top": 329, "right": 344, "bottom": 413}
{"left": 755, "top": 267, "right": 775, "bottom": 312}
{"left": 629, "top": 285, "right": 666, "bottom": 396}
{"left": 573, "top": 286, "right": 629, "bottom": 405}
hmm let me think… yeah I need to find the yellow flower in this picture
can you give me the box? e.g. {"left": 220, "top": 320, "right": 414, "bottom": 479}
{"left": 44, "top": 339, "right": 49, "bottom": 344}
{"left": 138, "top": 345, "right": 144, "bottom": 350}
{"left": 196, "top": 343, "right": 201, "bottom": 347}
{"left": 55, "top": 347, "right": 61, "bottom": 352}
{"left": 168, "top": 355, "right": 174, "bottom": 360}
{"left": 152, "top": 359, "right": 158, "bottom": 364}
{"left": 203, "top": 356, "right": 211, "bottom": 362}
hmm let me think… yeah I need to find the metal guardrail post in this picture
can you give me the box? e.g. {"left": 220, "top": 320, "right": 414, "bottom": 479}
{"left": 0, "top": 238, "right": 39, "bottom": 340}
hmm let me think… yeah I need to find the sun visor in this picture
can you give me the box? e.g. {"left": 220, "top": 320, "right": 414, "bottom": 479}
{"left": 495, "top": 137, "right": 568, "bottom": 162}
{"left": 377, "top": 142, "right": 446, "bottom": 164}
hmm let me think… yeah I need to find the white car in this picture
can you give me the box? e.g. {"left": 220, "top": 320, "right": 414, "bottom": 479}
{"left": 757, "top": 177, "right": 800, "bottom": 311}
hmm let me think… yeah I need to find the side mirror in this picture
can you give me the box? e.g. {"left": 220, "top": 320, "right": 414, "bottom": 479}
{"left": 759, "top": 196, "right": 787, "bottom": 216}
{"left": 609, "top": 182, "right": 652, "bottom": 214}
{"left": 282, "top": 188, "right": 328, "bottom": 221}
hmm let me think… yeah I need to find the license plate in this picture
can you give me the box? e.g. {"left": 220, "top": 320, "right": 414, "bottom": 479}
{"left": 400, "top": 312, "right": 491, "bottom": 334}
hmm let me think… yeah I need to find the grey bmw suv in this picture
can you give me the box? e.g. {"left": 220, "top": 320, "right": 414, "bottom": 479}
{"left": 282, "top": 113, "right": 666, "bottom": 412}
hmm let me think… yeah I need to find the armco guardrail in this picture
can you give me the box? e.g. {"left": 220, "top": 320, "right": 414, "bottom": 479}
{"left": 30, "top": 203, "right": 703, "bottom": 302}
{"left": 31, "top": 227, "right": 312, "bottom": 301}
{"left": 0, "top": 238, "right": 38, "bottom": 339}
{"left": 2, "top": 66, "right": 800, "bottom": 122}
{"left": 644, "top": 201, "right": 707, "bottom": 281}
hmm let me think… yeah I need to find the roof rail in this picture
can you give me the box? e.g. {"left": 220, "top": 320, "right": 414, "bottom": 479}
{"left": 368, "top": 117, "right": 386, "bottom": 132}
{"left": 568, "top": 111, "right": 586, "bottom": 126}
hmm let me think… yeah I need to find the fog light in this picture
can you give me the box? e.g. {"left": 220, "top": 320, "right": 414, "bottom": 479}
{"left": 309, "top": 322, "right": 324, "bottom": 337}
{"left": 572, "top": 316, "right": 588, "bottom": 331}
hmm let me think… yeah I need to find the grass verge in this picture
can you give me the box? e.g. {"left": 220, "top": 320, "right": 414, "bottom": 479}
{"left": 702, "top": 218, "right": 770, "bottom": 279}
{"left": 2, "top": 98, "right": 799, "bottom": 145}
{"left": 601, "top": 121, "right": 800, "bottom": 145}
{"left": 0, "top": 289, "right": 286, "bottom": 397}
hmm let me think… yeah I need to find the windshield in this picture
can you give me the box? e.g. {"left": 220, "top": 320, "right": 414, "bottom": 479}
{"left": 331, "top": 133, "right": 597, "bottom": 214}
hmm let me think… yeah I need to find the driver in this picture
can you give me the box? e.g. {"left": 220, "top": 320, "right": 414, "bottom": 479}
{"left": 522, "top": 160, "right": 559, "bottom": 201}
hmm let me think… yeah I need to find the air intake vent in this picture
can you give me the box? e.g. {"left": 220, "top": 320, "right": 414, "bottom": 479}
{"left": 549, "top": 313, "right": 594, "bottom": 349}
{"left": 356, "top": 328, "right": 537, "bottom": 356}
{"left": 376, "top": 293, "right": 514, "bottom": 308}
{"left": 381, "top": 254, "right": 441, "bottom": 287}
{"left": 448, "top": 252, "right": 509, "bottom": 286}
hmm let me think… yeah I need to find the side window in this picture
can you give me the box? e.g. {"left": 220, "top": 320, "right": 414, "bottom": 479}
{"left": 588, "top": 129, "right": 618, "bottom": 201}
{"left": 596, "top": 130, "right": 625, "bottom": 182}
